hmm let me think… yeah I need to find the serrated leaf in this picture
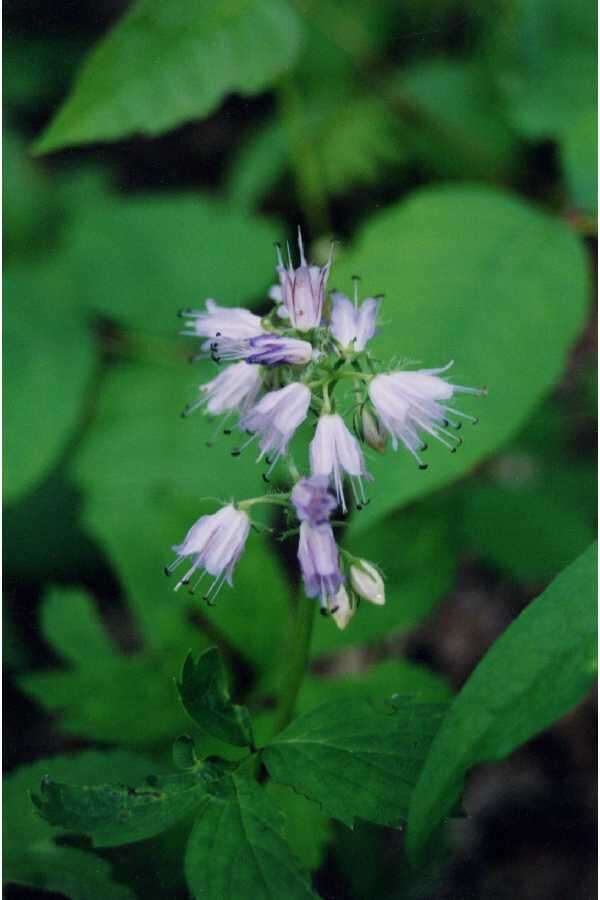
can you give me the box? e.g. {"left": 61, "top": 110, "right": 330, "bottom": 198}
{"left": 263, "top": 696, "right": 446, "bottom": 827}
{"left": 333, "top": 185, "right": 588, "bottom": 536}
{"left": 33, "top": 0, "right": 302, "bottom": 154}
{"left": 33, "top": 764, "right": 224, "bottom": 848}
{"left": 5, "top": 750, "right": 155, "bottom": 896}
{"left": 406, "top": 542, "right": 597, "bottom": 862}
{"left": 264, "top": 783, "right": 332, "bottom": 872}
{"left": 185, "top": 774, "right": 318, "bottom": 899}
{"left": 177, "top": 648, "right": 254, "bottom": 748}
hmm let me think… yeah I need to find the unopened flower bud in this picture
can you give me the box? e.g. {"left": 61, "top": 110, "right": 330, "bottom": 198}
{"left": 328, "top": 586, "right": 355, "bottom": 630}
{"left": 361, "top": 408, "right": 387, "bottom": 453}
{"left": 350, "top": 560, "right": 385, "bottom": 605}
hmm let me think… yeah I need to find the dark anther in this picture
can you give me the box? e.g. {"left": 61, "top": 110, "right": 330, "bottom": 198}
{"left": 330, "top": 605, "right": 340, "bottom": 614}
{"left": 450, "top": 447, "right": 456, "bottom": 454}
{"left": 320, "top": 607, "right": 329, "bottom": 617}
{"left": 223, "top": 429, "right": 232, "bottom": 435}
{"left": 421, "top": 442, "right": 429, "bottom": 452}
{"left": 262, "top": 473, "right": 270, "bottom": 483}
{"left": 163, "top": 566, "right": 171, "bottom": 577}
{"left": 419, "top": 463, "right": 429, "bottom": 470}
{"left": 206, "top": 440, "right": 214, "bottom": 448}
{"left": 356, "top": 503, "right": 363, "bottom": 511}
{"left": 205, "top": 595, "right": 217, "bottom": 607}
{"left": 472, "top": 417, "right": 479, "bottom": 426}
{"left": 231, "top": 449, "right": 241, "bottom": 457}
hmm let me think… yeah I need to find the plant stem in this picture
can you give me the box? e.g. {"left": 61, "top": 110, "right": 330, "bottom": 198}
{"left": 272, "top": 596, "right": 316, "bottom": 735}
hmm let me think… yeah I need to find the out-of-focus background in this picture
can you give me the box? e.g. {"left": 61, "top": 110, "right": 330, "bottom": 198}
{"left": 4, "top": 1, "right": 597, "bottom": 898}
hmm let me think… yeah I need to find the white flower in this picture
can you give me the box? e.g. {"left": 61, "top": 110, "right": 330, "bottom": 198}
{"left": 297, "top": 521, "right": 343, "bottom": 604}
{"left": 310, "top": 413, "right": 369, "bottom": 512}
{"left": 182, "top": 362, "right": 262, "bottom": 418}
{"left": 209, "top": 334, "right": 313, "bottom": 367}
{"left": 270, "top": 228, "right": 332, "bottom": 331}
{"left": 240, "top": 382, "right": 311, "bottom": 471}
{"left": 181, "top": 299, "right": 264, "bottom": 347}
{"left": 329, "top": 290, "right": 379, "bottom": 351}
{"left": 166, "top": 504, "right": 250, "bottom": 600}
{"left": 327, "top": 585, "right": 355, "bottom": 629}
{"left": 368, "top": 363, "right": 484, "bottom": 468}
{"left": 350, "top": 560, "right": 385, "bottom": 606}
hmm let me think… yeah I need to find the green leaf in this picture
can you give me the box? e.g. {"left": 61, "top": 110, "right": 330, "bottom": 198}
{"left": 226, "top": 119, "right": 288, "bottom": 210}
{"left": 63, "top": 192, "right": 281, "bottom": 331}
{"left": 406, "top": 542, "right": 597, "bottom": 862}
{"left": 185, "top": 774, "right": 318, "bottom": 899}
{"left": 333, "top": 185, "right": 588, "bottom": 536}
{"left": 4, "top": 261, "right": 96, "bottom": 504}
{"left": 33, "top": 0, "right": 302, "bottom": 154}
{"left": 41, "top": 588, "right": 117, "bottom": 666}
{"left": 264, "top": 783, "right": 332, "bottom": 872}
{"left": 490, "top": 0, "right": 595, "bottom": 139}
{"left": 19, "top": 589, "right": 200, "bottom": 746}
{"left": 561, "top": 106, "right": 597, "bottom": 212}
{"left": 177, "top": 648, "right": 254, "bottom": 748}
{"left": 33, "top": 764, "right": 222, "bottom": 847}
{"left": 263, "top": 696, "right": 446, "bottom": 827}
{"left": 5, "top": 750, "right": 155, "bottom": 897}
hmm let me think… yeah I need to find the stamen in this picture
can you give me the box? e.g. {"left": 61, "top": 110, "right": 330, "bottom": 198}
{"left": 297, "top": 226, "right": 307, "bottom": 266}
{"left": 164, "top": 556, "right": 184, "bottom": 576}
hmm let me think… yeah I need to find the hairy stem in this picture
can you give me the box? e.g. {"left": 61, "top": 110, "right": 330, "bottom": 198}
{"left": 272, "top": 595, "right": 316, "bottom": 735}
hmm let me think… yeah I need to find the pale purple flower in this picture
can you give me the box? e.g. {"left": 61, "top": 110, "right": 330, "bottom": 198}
{"left": 166, "top": 504, "right": 250, "bottom": 599}
{"left": 181, "top": 299, "right": 264, "bottom": 348}
{"left": 310, "top": 413, "right": 369, "bottom": 512}
{"left": 182, "top": 362, "right": 262, "bottom": 419}
{"left": 209, "top": 334, "right": 313, "bottom": 367}
{"left": 368, "top": 363, "right": 484, "bottom": 468}
{"left": 240, "top": 382, "right": 311, "bottom": 470}
{"left": 291, "top": 475, "right": 337, "bottom": 527}
{"left": 329, "top": 290, "right": 379, "bottom": 351}
{"left": 269, "top": 228, "right": 332, "bottom": 331}
{"left": 297, "top": 521, "right": 343, "bottom": 604}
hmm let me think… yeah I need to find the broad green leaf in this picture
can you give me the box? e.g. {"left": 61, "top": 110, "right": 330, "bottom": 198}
{"left": 5, "top": 750, "right": 155, "bottom": 897}
{"left": 63, "top": 192, "right": 281, "bottom": 331}
{"left": 406, "top": 542, "right": 597, "bottom": 861}
{"left": 33, "top": 0, "right": 302, "bottom": 154}
{"left": 265, "top": 784, "right": 332, "bottom": 872}
{"left": 490, "top": 0, "right": 595, "bottom": 139}
{"left": 185, "top": 774, "right": 317, "bottom": 899}
{"left": 298, "top": 660, "right": 452, "bottom": 715}
{"left": 333, "top": 185, "right": 588, "bottom": 535}
{"left": 263, "top": 696, "right": 446, "bottom": 827}
{"left": 226, "top": 119, "right": 288, "bottom": 210}
{"left": 311, "top": 496, "right": 457, "bottom": 656}
{"left": 177, "top": 648, "right": 254, "bottom": 748}
{"left": 561, "top": 106, "right": 597, "bottom": 212}
{"left": 4, "top": 261, "right": 96, "bottom": 504}
{"left": 33, "top": 764, "right": 223, "bottom": 848}
{"left": 41, "top": 588, "right": 117, "bottom": 666}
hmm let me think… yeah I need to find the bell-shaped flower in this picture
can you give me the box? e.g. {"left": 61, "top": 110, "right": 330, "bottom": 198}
{"left": 329, "top": 290, "right": 379, "bottom": 352}
{"left": 270, "top": 228, "right": 332, "bottom": 331}
{"left": 368, "top": 363, "right": 484, "bottom": 468}
{"left": 310, "top": 413, "right": 369, "bottom": 512}
{"left": 209, "top": 334, "right": 313, "bottom": 367}
{"left": 350, "top": 560, "right": 385, "bottom": 605}
{"left": 166, "top": 504, "right": 250, "bottom": 600}
{"left": 297, "top": 521, "right": 343, "bottom": 604}
{"left": 181, "top": 299, "right": 264, "bottom": 348}
{"left": 291, "top": 475, "right": 337, "bottom": 528}
{"left": 240, "top": 382, "right": 311, "bottom": 471}
{"left": 182, "top": 362, "right": 262, "bottom": 418}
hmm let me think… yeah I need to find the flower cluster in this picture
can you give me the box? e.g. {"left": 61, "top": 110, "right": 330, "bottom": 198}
{"left": 167, "top": 230, "right": 485, "bottom": 628}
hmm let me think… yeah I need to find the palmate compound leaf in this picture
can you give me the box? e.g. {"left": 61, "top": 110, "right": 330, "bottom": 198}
{"left": 262, "top": 696, "right": 447, "bottom": 828}
{"left": 177, "top": 647, "right": 255, "bottom": 748}
{"left": 332, "top": 184, "right": 588, "bottom": 538}
{"left": 5, "top": 750, "right": 155, "bottom": 898}
{"left": 32, "top": 762, "right": 226, "bottom": 848}
{"left": 406, "top": 542, "right": 597, "bottom": 863}
{"left": 33, "top": 0, "right": 303, "bottom": 155}
{"left": 185, "top": 773, "right": 318, "bottom": 900}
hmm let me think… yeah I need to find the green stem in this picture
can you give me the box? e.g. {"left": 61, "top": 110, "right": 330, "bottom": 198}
{"left": 272, "top": 596, "right": 316, "bottom": 735}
